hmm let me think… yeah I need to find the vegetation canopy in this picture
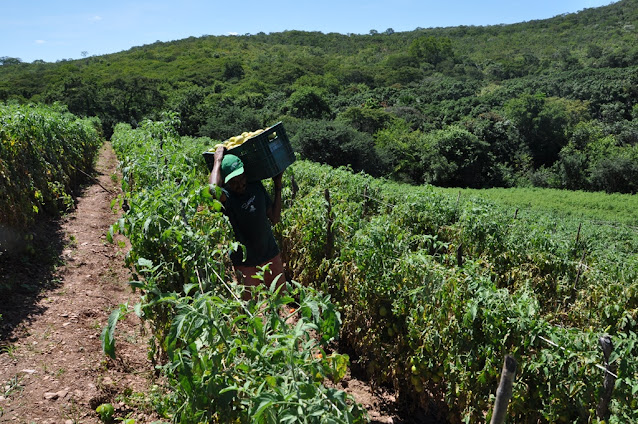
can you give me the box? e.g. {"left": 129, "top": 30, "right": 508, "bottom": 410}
{"left": 1, "top": 0, "right": 637, "bottom": 193}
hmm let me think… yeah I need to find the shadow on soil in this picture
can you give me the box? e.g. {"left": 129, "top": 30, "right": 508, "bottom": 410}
{"left": 0, "top": 182, "right": 94, "bottom": 345}
{"left": 340, "top": 341, "right": 448, "bottom": 424}
{"left": 0, "top": 217, "right": 66, "bottom": 345}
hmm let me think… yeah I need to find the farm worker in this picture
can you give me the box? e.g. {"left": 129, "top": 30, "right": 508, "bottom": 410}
{"left": 209, "top": 145, "right": 286, "bottom": 299}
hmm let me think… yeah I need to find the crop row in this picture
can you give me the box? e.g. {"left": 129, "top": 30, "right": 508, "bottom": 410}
{"left": 281, "top": 161, "right": 638, "bottom": 422}
{"left": 106, "top": 114, "right": 638, "bottom": 422}
{"left": 107, "top": 115, "right": 366, "bottom": 423}
{"left": 0, "top": 102, "right": 102, "bottom": 230}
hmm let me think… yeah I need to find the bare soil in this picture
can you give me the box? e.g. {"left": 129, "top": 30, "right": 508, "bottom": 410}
{"left": 0, "top": 142, "right": 415, "bottom": 423}
{"left": 0, "top": 143, "right": 156, "bottom": 423}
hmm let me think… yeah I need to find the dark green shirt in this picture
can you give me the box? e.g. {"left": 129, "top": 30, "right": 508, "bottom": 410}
{"left": 223, "top": 181, "right": 279, "bottom": 266}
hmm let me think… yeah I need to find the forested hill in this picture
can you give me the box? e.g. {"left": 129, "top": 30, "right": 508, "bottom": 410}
{"left": 1, "top": 0, "right": 637, "bottom": 193}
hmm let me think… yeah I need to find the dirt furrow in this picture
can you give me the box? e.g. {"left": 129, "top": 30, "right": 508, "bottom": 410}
{"left": 0, "top": 142, "right": 155, "bottom": 424}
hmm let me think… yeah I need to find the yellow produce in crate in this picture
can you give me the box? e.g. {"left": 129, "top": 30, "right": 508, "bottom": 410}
{"left": 203, "top": 121, "right": 294, "bottom": 182}
{"left": 211, "top": 128, "right": 266, "bottom": 151}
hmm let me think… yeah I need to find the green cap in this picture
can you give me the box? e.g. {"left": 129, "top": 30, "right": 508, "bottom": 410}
{"left": 221, "top": 154, "right": 245, "bottom": 184}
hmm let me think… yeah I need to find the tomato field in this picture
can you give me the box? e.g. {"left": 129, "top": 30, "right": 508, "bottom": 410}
{"left": 0, "top": 103, "right": 102, "bottom": 227}
{"left": 104, "top": 115, "right": 638, "bottom": 423}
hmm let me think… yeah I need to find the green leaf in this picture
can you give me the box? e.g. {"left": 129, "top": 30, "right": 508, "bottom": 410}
{"left": 101, "top": 308, "right": 122, "bottom": 359}
{"left": 106, "top": 226, "right": 114, "bottom": 243}
{"left": 327, "top": 353, "right": 349, "bottom": 383}
{"left": 129, "top": 280, "right": 145, "bottom": 289}
{"left": 252, "top": 316, "right": 265, "bottom": 344}
{"left": 211, "top": 199, "right": 223, "bottom": 212}
{"left": 138, "top": 257, "right": 153, "bottom": 268}
{"left": 183, "top": 282, "right": 199, "bottom": 295}
{"left": 251, "top": 393, "right": 278, "bottom": 420}
{"left": 96, "top": 403, "right": 114, "bottom": 421}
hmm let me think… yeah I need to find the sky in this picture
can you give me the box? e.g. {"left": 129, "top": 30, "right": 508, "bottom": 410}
{"left": 1, "top": 0, "right": 619, "bottom": 63}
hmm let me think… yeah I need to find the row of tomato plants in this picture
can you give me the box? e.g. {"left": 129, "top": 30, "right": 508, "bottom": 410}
{"left": 279, "top": 161, "right": 638, "bottom": 423}
{"left": 106, "top": 116, "right": 366, "bottom": 423}
{"left": 0, "top": 102, "right": 102, "bottom": 230}
{"left": 106, "top": 115, "right": 638, "bottom": 422}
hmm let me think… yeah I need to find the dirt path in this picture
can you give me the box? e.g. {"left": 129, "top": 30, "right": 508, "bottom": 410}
{"left": 0, "top": 142, "right": 406, "bottom": 424}
{"left": 0, "top": 143, "right": 156, "bottom": 423}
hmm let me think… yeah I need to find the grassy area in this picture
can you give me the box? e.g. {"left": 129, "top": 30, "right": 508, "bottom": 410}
{"left": 440, "top": 186, "right": 638, "bottom": 227}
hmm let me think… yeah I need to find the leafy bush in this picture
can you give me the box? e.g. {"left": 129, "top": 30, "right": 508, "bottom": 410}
{"left": 0, "top": 102, "right": 102, "bottom": 230}
{"left": 286, "top": 87, "right": 332, "bottom": 120}
{"left": 422, "top": 125, "right": 494, "bottom": 188}
{"left": 290, "top": 119, "right": 380, "bottom": 176}
{"left": 589, "top": 155, "right": 638, "bottom": 193}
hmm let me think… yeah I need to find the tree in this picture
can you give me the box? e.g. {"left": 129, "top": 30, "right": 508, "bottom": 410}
{"left": 199, "top": 104, "right": 261, "bottom": 141}
{"left": 375, "top": 120, "right": 425, "bottom": 183}
{"left": 222, "top": 59, "right": 245, "bottom": 81}
{"left": 422, "top": 125, "right": 493, "bottom": 188}
{"left": 286, "top": 87, "right": 331, "bottom": 119}
{"left": 589, "top": 155, "right": 638, "bottom": 193}
{"left": 337, "top": 106, "right": 396, "bottom": 135}
{"left": 291, "top": 120, "right": 380, "bottom": 176}
{"left": 0, "top": 57, "right": 22, "bottom": 65}
{"left": 99, "top": 77, "right": 165, "bottom": 137}
{"left": 408, "top": 36, "right": 454, "bottom": 66}
{"left": 59, "top": 76, "right": 99, "bottom": 117}
{"left": 504, "top": 93, "right": 571, "bottom": 167}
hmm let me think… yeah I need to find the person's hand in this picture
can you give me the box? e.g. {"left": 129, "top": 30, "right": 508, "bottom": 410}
{"left": 272, "top": 172, "right": 283, "bottom": 190}
{"left": 214, "top": 144, "right": 226, "bottom": 160}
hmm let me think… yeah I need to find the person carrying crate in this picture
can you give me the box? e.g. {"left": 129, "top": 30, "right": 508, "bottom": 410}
{"left": 209, "top": 144, "right": 286, "bottom": 300}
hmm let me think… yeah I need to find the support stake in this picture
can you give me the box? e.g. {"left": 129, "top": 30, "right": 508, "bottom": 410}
{"left": 596, "top": 335, "right": 617, "bottom": 422}
{"left": 490, "top": 355, "right": 517, "bottom": 424}
{"left": 324, "top": 188, "right": 334, "bottom": 258}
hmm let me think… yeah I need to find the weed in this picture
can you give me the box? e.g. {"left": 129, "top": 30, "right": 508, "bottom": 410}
{"left": 3, "top": 375, "right": 23, "bottom": 398}
{"left": 0, "top": 344, "right": 18, "bottom": 360}
{"left": 61, "top": 398, "right": 83, "bottom": 424}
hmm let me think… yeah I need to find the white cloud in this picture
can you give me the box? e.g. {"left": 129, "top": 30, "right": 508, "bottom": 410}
{"left": 35, "top": 40, "right": 46, "bottom": 44}
{"left": 228, "top": 32, "right": 238, "bottom": 35}
{"left": 90, "top": 15, "right": 103, "bottom": 22}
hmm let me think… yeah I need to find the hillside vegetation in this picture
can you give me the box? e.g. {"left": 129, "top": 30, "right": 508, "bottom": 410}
{"left": 1, "top": 0, "right": 638, "bottom": 193}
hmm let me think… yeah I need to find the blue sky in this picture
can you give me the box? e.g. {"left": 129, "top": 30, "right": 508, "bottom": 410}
{"left": 1, "top": 0, "right": 618, "bottom": 63}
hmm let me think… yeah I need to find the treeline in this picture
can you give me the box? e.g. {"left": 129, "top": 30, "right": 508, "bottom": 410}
{"left": 1, "top": 0, "right": 637, "bottom": 192}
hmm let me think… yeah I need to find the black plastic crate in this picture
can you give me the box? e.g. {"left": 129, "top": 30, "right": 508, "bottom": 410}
{"left": 203, "top": 122, "right": 296, "bottom": 182}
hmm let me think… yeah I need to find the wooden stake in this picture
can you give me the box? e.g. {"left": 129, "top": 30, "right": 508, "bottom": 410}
{"left": 575, "top": 222, "right": 582, "bottom": 245}
{"left": 596, "top": 335, "right": 617, "bottom": 422}
{"left": 324, "top": 188, "right": 334, "bottom": 258}
{"left": 490, "top": 355, "right": 517, "bottom": 424}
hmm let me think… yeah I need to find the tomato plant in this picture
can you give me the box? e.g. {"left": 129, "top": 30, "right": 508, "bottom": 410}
{"left": 104, "top": 116, "right": 366, "bottom": 423}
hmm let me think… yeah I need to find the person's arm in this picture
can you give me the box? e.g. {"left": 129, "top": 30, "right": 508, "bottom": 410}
{"left": 209, "top": 145, "right": 227, "bottom": 202}
{"left": 266, "top": 173, "right": 283, "bottom": 224}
